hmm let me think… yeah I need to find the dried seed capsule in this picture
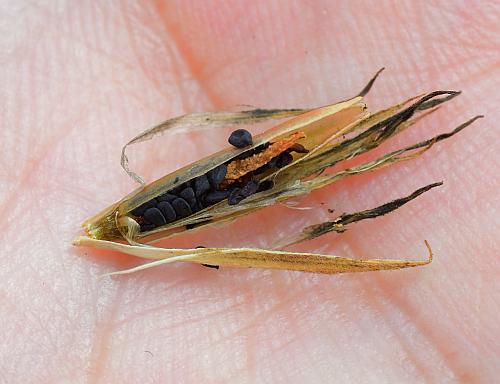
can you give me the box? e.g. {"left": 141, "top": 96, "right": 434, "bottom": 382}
{"left": 194, "top": 175, "right": 210, "bottom": 196}
{"left": 131, "top": 199, "right": 158, "bottom": 216}
{"left": 172, "top": 198, "right": 192, "bottom": 218}
{"left": 180, "top": 187, "right": 197, "bottom": 208}
{"left": 275, "top": 152, "right": 294, "bottom": 168}
{"left": 157, "top": 193, "right": 177, "bottom": 203}
{"left": 204, "top": 190, "right": 230, "bottom": 205}
{"left": 144, "top": 207, "right": 166, "bottom": 226}
{"left": 228, "top": 129, "right": 253, "bottom": 148}
{"left": 228, "top": 187, "right": 245, "bottom": 205}
{"left": 208, "top": 164, "right": 227, "bottom": 189}
{"left": 240, "top": 180, "right": 259, "bottom": 197}
{"left": 157, "top": 201, "right": 176, "bottom": 223}
{"left": 258, "top": 180, "right": 274, "bottom": 192}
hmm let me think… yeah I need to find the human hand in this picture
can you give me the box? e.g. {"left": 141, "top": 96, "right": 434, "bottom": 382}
{"left": 1, "top": 2, "right": 498, "bottom": 382}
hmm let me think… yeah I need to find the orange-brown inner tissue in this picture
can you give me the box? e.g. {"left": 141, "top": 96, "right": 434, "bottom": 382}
{"left": 223, "top": 131, "right": 306, "bottom": 184}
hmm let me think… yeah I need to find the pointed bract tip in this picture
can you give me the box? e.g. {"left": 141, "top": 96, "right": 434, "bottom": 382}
{"left": 424, "top": 240, "right": 433, "bottom": 263}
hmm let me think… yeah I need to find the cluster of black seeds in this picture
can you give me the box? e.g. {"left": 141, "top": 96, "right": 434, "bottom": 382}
{"left": 132, "top": 162, "right": 274, "bottom": 232}
{"left": 134, "top": 130, "right": 308, "bottom": 233}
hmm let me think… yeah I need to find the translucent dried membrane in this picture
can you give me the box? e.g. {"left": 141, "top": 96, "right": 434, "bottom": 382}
{"left": 74, "top": 69, "right": 483, "bottom": 276}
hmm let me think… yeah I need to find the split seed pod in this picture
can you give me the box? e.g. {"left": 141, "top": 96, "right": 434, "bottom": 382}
{"left": 74, "top": 70, "right": 483, "bottom": 276}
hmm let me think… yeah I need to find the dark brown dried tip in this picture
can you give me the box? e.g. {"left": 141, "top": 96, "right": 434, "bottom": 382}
{"left": 304, "top": 182, "right": 443, "bottom": 240}
{"left": 229, "top": 129, "right": 253, "bottom": 148}
{"left": 351, "top": 91, "right": 464, "bottom": 146}
{"left": 338, "top": 182, "right": 443, "bottom": 226}
{"left": 418, "top": 91, "right": 461, "bottom": 111}
{"left": 404, "top": 115, "right": 484, "bottom": 152}
{"left": 357, "top": 67, "right": 385, "bottom": 97}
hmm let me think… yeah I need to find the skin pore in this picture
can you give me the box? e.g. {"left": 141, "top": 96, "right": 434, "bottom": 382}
{"left": 1, "top": 1, "right": 498, "bottom": 382}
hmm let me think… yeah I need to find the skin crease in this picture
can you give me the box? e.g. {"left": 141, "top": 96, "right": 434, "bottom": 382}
{"left": 0, "top": 0, "right": 498, "bottom": 382}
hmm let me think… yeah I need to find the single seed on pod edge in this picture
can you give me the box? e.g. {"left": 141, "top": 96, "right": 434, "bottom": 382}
{"left": 172, "top": 198, "right": 192, "bottom": 218}
{"left": 228, "top": 129, "right": 253, "bottom": 148}
{"left": 144, "top": 207, "right": 166, "bottom": 226}
{"left": 157, "top": 201, "right": 176, "bottom": 223}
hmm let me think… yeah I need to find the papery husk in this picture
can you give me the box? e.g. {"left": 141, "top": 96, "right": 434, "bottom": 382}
{"left": 75, "top": 70, "right": 483, "bottom": 275}
{"left": 73, "top": 182, "right": 440, "bottom": 276}
{"left": 73, "top": 236, "right": 433, "bottom": 277}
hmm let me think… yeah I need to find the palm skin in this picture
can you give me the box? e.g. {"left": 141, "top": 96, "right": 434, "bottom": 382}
{"left": 1, "top": 1, "right": 498, "bottom": 383}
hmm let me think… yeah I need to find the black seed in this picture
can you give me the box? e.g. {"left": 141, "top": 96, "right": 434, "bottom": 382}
{"left": 240, "top": 180, "right": 259, "bottom": 197}
{"left": 144, "top": 207, "right": 166, "bottom": 226}
{"left": 140, "top": 223, "right": 156, "bottom": 232}
{"left": 194, "top": 175, "right": 210, "bottom": 196}
{"left": 157, "top": 201, "right": 176, "bottom": 222}
{"left": 131, "top": 199, "right": 158, "bottom": 216}
{"left": 157, "top": 193, "right": 177, "bottom": 203}
{"left": 254, "top": 163, "right": 270, "bottom": 175}
{"left": 204, "top": 190, "right": 230, "bottom": 205}
{"left": 276, "top": 152, "right": 294, "bottom": 168}
{"left": 267, "top": 156, "right": 279, "bottom": 168}
{"left": 172, "top": 198, "right": 192, "bottom": 218}
{"left": 228, "top": 129, "right": 253, "bottom": 148}
{"left": 171, "top": 183, "right": 186, "bottom": 195}
{"left": 289, "top": 143, "right": 309, "bottom": 153}
{"left": 194, "top": 199, "right": 205, "bottom": 210}
{"left": 180, "top": 187, "right": 197, "bottom": 208}
{"left": 258, "top": 180, "right": 274, "bottom": 192}
{"left": 228, "top": 187, "right": 244, "bottom": 205}
{"left": 208, "top": 164, "right": 227, "bottom": 189}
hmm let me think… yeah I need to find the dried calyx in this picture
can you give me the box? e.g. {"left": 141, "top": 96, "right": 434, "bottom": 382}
{"left": 76, "top": 69, "right": 484, "bottom": 278}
